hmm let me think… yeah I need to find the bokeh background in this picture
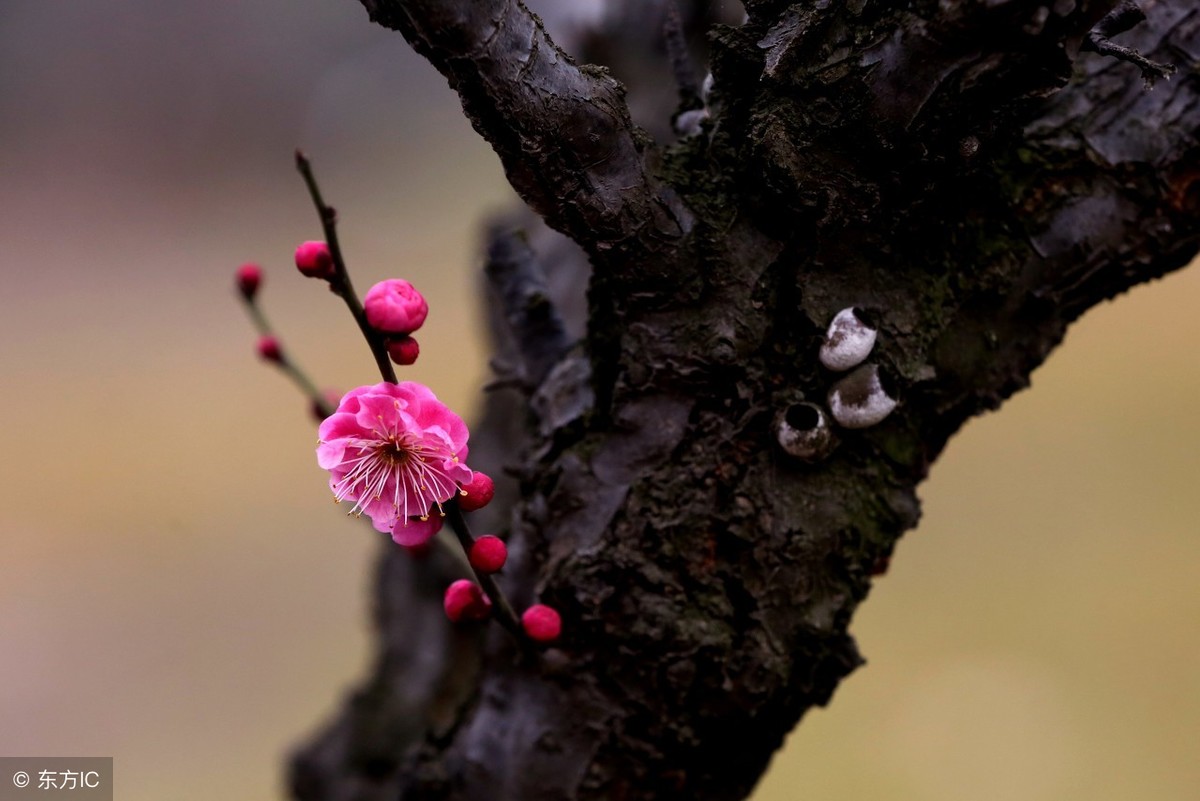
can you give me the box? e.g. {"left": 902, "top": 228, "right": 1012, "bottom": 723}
{"left": 1, "top": 2, "right": 1196, "bottom": 800}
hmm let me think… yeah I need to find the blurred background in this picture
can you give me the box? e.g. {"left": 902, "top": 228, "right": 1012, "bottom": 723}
{"left": 0, "top": 2, "right": 1195, "bottom": 800}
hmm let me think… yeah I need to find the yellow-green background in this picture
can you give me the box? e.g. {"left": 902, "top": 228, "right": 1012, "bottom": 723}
{"left": 1, "top": 3, "right": 1195, "bottom": 799}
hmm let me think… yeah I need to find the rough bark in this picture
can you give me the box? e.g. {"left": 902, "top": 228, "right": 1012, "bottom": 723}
{"left": 291, "top": 1, "right": 1200, "bottom": 799}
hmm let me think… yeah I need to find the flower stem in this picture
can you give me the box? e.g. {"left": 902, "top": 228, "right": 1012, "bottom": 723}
{"left": 445, "top": 501, "right": 526, "bottom": 644}
{"left": 294, "top": 150, "right": 398, "bottom": 384}
{"left": 239, "top": 295, "right": 333, "bottom": 418}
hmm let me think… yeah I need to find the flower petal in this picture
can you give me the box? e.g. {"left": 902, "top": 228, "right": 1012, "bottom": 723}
{"left": 391, "top": 515, "right": 443, "bottom": 546}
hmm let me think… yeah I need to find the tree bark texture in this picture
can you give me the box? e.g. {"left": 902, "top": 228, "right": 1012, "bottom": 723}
{"left": 291, "top": 1, "right": 1200, "bottom": 799}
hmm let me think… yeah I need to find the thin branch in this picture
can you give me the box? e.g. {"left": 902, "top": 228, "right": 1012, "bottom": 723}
{"left": 295, "top": 150, "right": 398, "bottom": 384}
{"left": 238, "top": 294, "right": 334, "bottom": 418}
{"left": 444, "top": 501, "right": 527, "bottom": 647}
{"left": 1084, "top": 1, "right": 1176, "bottom": 87}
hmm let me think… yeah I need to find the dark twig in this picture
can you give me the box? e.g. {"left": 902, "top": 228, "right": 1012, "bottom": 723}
{"left": 1084, "top": 1, "right": 1175, "bottom": 87}
{"left": 295, "top": 150, "right": 398, "bottom": 384}
{"left": 444, "top": 501, "right": 527, "bottom": 647}
{"left": 484, "top": 228, "right": 572, "bottom": 388}
{"left": 238, "top": 293, "right": 334, "bottom": 418}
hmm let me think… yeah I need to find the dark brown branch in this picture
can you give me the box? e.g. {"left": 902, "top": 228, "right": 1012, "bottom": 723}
{"left": 356, "top": 0, "right": 694, "bottom": 269}
{"left": 1084, "top": 1, "right": 1176, "bottom": 86}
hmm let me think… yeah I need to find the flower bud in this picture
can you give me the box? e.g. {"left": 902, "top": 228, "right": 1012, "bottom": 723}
{"left": 387, "top": 335, "right": 420, "bottom": 366}
{"left": 310, "top": 388, "right": 342, "bottom": 424}
{"left": 774, "top": 402, "right": 837, "bottom": 462}
{"left": 468, "top": 535, "right": 508, "bottom": 574}
{"left": 458, "top": 471, "right": 495, "bottom": 512}
{"left": 819, "top": 307, "right": 877, "bottom": 372}
{"left": 827, "top": 364, "right": 898, "bottom": 429}
{"left": 363, "top": 279, "right": 428, "bottom": 334}
{"left": 236, "top": 263, "right": 262, "bottom": 300}
{"left": 257, "top": 335, "right": 282, "bottom": 363}
{"left": 521, "top": 604, "right": 562, "bottom": 643}
{"left": 443, "top": 579, "right": 491, "bottom": 623}
{"left": 294, "top": 240, "right": 334, "bottom": 279}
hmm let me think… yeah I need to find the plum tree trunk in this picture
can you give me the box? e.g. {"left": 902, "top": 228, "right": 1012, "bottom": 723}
{"left": 290, "top": 2, "right": 1200, "bottom": 799}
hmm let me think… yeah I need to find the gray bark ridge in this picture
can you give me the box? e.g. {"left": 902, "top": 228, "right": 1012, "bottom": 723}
{"left": 291, "top": 2, "right": 1200, "bottom": 799}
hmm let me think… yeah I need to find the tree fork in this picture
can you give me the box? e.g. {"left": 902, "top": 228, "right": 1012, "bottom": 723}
{"left": 291, "top": 2, "right": 1200, "bottom": 799}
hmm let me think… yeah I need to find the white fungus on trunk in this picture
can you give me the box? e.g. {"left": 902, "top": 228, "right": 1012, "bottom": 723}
{"left": 827, "top": 364, "right": 897, "bottom": 429}
{"left": 819, "top": 307, "right": 877, "bottom": 372}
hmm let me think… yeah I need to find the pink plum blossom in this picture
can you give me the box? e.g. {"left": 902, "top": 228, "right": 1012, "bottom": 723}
{"left": 363, "top": 279, "right": 428, "bottom": 334}
{"left": 317, "top": 382, "right": 472, "bottom": 545}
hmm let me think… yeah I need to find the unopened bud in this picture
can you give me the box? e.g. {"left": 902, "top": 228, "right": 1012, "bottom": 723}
{"left": 236, "top": 263, "right": 262, "bottom": 300}
{"left": 521, "top": 604, "right": 562, "bottom": 643}
{"left": 443, "top": 579, "right": 491, "bottom": 623}
{"left": 468, "top": 535, "right": 508, "bottom": 574}
{"left": 294, "top": 241, "right": 334, "bottom": 279}
{"left": 363, "top": 279, "right": 428, "bottom": 334}
{"left": 387, "top": 335, "right": 420, "bottom": 366}
{"left": 458, "top": 471, "right": 495, "bottom": 512}
{"left": 257, "top": 335, "right": 283, "bottom": 363}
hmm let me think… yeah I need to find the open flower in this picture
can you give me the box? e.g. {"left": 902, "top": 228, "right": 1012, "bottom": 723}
{"left": 317, "top": 382, "right": 471, "bottom": 544}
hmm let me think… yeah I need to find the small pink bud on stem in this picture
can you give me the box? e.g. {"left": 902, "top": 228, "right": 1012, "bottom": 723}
{"left": 387, "top": 336, "right": 420, "bottom": 366}
{"left": 521, "top": 604, "right": 562, "bottom": 643}
{"left": 458, "top": 471, "right": 495, "bottom": 512}
{"left": 468, "top": 535, "right": 508, "bottom": 574}
{"left": 444, "top": 579, "right": 492, "bottom": 623}
{"left": 295, "top": 240, "right": 335, "bottom": 279}
{"left": 236, "top": 263, "right": 262, "bottom": 300}
{"left": 310, "top": 388, "right": 341, "bottom": 423}
{"left": 257, "top": 335, "right": 283, "bottom": 363}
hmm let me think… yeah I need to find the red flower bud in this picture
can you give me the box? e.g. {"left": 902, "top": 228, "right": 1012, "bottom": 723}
{"left": 521, "top": 604, "right": 562, "bottom": 643}
{"left": 236, "top": 263, "right": 262, "bottom": 300}
{"left": 310, "top": 388, "right": 342, "bottom": 424}
{"left": 387, "top": 335, "right": 420, "bottom": 366}
{"left": 294, "top": 240, "right": 334, "bottom": 279}
{"left": 363, "top": 279, "right": 428, "bottom": 334}
{"left": 468, "top": 535, "right": 507, "bottom": 574}
{"left": 443, "top": 579, "right": 491, "bottom": 623}
{"left": 257, "top": 335, "right": 283, "bottom": 363}
{"left": 458, "top": 471, "right": 495, "bottom": 512}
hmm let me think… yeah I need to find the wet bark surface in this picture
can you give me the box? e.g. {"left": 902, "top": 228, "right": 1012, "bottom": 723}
{"left": 291, "top": 2, "right": 1200, "bottom": 799}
